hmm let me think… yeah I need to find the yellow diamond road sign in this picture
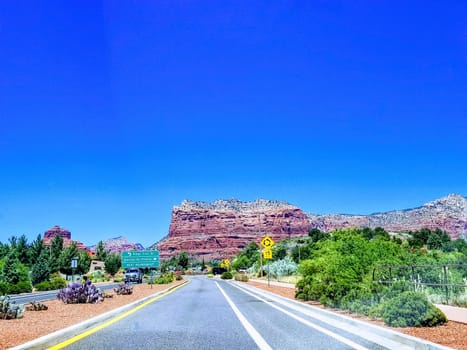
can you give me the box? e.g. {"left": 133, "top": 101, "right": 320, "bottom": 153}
{"left": 263, "top": 247, "right": 272, "bottom": 259}
{"left": 260, "top": 235, "right": 275, "bottom": 248}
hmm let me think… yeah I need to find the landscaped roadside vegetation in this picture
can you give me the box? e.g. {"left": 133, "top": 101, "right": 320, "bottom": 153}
{"left": 0, "top": 236, "right": 125, "bottom": 295}
{"left": 228, "top": 227, "right": 467, "bottom": 327}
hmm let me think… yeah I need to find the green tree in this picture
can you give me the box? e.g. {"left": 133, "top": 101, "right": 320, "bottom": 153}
{"left": 104, "top": 253, "right": 122, "bottom": 276}
{"left": 95, "top": 240, "right": 108, "bottom": 261}
{"left": 272, "top": 244, "right": 287, "bottom": 261}
{"left": 0, "top": 242, "right": 9, "bottom": 259}
{"left": 2, "top": 251, "right": 21, "bottom": 284}
{"left": 49, "top": 234, "right": 64, "bottom": 273}
{"left": 77, "top": 250, "right": 91, "bottom": 275}
{"left": 59, "top": 241, "right": 79, "bottom": 276}
{"left": 15, "top": 234, "right": 30, "bottom": 266}
{"left": 177, "top": 251, "right": 189, "bottom": 270}
{"left": 30, "top": 234, "right": 46, "bottom": 264}
{"left": 308, "top": 228, "right": 330, "bottom": 243}
{"left": 232, "top": 255, "right": 250, "bottom": 271}
{"left": 31, "top": 250, "right": 50, "bottom": 285}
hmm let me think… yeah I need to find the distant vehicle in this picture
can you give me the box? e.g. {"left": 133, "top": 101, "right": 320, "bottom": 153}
{"left": 212, "top": 267, "right": 227, "bottom": 275}
{"left": 124, "top": 268, "right": 143, "bottom": 283}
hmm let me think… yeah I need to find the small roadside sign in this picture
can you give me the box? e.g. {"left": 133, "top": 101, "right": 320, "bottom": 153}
{"left": 263, "top": 247, "right": 272, "bottom": 259}
{"left": 260, "top": 235, "right": 275, "bottom": 248}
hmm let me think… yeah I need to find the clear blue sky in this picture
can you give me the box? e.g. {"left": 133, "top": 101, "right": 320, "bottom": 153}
{"left": 1, "top": 1, "right": 466, "bottom": 247}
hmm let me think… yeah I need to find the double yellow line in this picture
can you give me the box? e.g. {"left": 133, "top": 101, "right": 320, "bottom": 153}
{"left": 49, "top": 281, "right": 189, "bottom": 350}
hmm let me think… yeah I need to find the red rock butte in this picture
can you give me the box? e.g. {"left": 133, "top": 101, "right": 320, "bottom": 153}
{"left": 42, "top": 225, "right": 89, "bottom": 251}
{"left": 155, "top": 199, "right": 312, "bottom": 260}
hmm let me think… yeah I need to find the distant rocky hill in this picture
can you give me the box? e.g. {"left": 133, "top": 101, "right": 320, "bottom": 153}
{"left": 308, "top": 194, "right": 467, "bottom": 240}
{"left": 89, "top": 236, "right": 144, "bottom": 254}
{"left": 154, "top": 195, "right": 466, "bottom": 261}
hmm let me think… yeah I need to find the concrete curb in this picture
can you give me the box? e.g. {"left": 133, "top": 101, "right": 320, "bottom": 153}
{"left": 10, "top": 280, "right": 189, "bottom": 350}
{"left": 233, "top": 281, "right": 454, "bottom": 350}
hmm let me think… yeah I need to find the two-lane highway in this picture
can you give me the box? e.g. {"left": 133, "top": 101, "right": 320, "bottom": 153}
{"left": 55, "top": 276, "right": 407, "bottom": 350}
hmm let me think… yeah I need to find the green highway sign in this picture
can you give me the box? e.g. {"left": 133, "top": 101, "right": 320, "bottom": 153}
{"left": 121, "top": 250, "right": 160, "bottom": 268}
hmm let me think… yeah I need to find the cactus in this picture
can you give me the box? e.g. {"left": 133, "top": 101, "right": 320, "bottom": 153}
{"left": 25, "top": 301, "right": 48, "bottom": 311}
{"left": 0, "top": 295, "right": 25, "bottom": 319}
{"left": 57, "top": 280, "right": 103, "bottom": 304}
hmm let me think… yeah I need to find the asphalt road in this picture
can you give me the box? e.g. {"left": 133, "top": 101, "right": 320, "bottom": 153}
{"left": 60, "top": 277, "right": 390, "bottom": 350}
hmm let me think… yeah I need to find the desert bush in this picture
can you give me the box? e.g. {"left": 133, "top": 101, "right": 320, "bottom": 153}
{"left": 57, "top": 281, "right": 103, "bottom": 304}
{"left": 234, "top": 273, "right": 248, "bottom": 282}
{"left": 266, "top": 257, "right": 298, "bottom": 279}
{"left": 114, "top": 283, "right": 133, "bottom": 295}
{"left": 370, "top": 291, "right": 446, "bottom": 327}
{"left": 221, "top": 272, "right": 233, "bottom": 280}
{"left": 150, "top": 272, "right": 175, "bottom": 284}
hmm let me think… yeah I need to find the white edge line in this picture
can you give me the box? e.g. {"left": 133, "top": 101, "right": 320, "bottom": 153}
{"left": 229, "top": 282, "right": 369, "bottom": 350}
{"left": 215, "top": 282, "right": 272, "bottom": 350}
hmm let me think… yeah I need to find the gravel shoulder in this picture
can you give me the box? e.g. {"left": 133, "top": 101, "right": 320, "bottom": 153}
{"left": 1, "top": 281, "right": 185, "bottom": 350}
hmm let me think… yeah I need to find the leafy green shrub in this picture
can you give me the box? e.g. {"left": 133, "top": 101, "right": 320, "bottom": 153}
{"left": 150, "top": 272, "right": 175, "bottom": 284}
{"left": 221, "top": 272, "right": 233, "bottom": 279}
{"left": 34, "top": 274, "right": 67, "bottom": 291}
{"left": 6, "top": 281, "right": 32, "bottom": 294}
{"left": 371, "top": 291, "right": 447, "bottom": 327}
{"left": 50, "top": 274, "right": 67, "bottom": 290}
{"left": 34, "top": 281, "right": 53, "bottom": 291}
{"left": 234, "top": 273, "right": 248, "bottom": 282}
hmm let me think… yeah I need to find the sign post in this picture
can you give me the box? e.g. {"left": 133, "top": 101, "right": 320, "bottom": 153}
{"left": 71, "top": 257, "right": 78, "bottom": 283}
{"left": 260, "top": 236, "right": 275, "bottom": 287}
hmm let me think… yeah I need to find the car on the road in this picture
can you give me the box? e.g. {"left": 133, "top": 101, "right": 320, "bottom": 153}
{"left": 124, "top": 268, "right": 143, "bottom": 283}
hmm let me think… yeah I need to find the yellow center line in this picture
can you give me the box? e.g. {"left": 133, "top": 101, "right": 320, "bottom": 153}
{"left": 48, "top": 281, "right": 189, "bottom": 350}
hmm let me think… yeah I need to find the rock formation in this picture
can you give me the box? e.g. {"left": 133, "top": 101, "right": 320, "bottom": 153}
{"left": 42, "top": 225, "right": 88, "bottom": 251}
{"left": 155, "top": 199, "right": 311, "bottom": 260}
{"left": 154, "top": 195, "right": 466, "bottom": 261}
{"left": 89, "top": 236, "right": 144, "bottom": 254}
{"left": 308, "top": 194, "right": 467, "bottom": 240}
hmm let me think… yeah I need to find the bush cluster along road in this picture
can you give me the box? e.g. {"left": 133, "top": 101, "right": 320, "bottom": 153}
{"left": 31, "top": 276, "right": 449, "bottom": 350}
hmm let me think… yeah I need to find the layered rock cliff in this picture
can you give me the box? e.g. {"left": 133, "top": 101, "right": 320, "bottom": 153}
{"left": 155, "top": 199, "right": 311, "bottom": 260}
{"left": 154, "top": 195, "right": 466, "bottom": 260}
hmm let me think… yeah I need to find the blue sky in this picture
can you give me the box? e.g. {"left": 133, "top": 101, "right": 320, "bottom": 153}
{"left": 1, "top": 1, "right": 466, "bottom": 247}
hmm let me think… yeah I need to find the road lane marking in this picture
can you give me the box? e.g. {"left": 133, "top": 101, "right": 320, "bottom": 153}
{"left": 215, "top": 282, "right": 272, "bottom": 350}
{"left": 229, "top": 283, "right": 369, "bottom": 350}
{"left": 47, "top": 281, "right": 189, "bottom": 350}
{"left": 232, "top": 283, "right": 417, "bottom": 350}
